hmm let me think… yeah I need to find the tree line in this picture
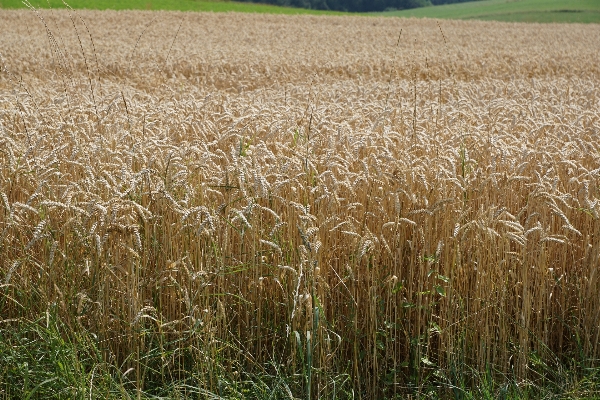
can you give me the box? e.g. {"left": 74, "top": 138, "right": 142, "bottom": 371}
{"left": 237, "top": 0, "right": 480, "bottom": 12}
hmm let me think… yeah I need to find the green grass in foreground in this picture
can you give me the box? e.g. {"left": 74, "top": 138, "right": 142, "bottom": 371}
{"left": 2, "top": 310, "right": 599, "bottom": 399}
{"left": 378, "top": 0, "right": 600, "bottom": 23}
{"left": 0, "top": 0, "right": 346, "bottom": 15}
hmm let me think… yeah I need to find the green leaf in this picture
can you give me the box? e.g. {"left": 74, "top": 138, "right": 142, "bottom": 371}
{"left": 421, "top": 357, "right": 435, "bottom": 366}
{"left": 429, "top": 321, "right": 442, "bottom": 334}
{"left": 24, "top": 377, "right": 58, "bottom": 400}
{"left": 434, "top": 285, "right": 446, "bottom": 297}
{"left": 392, "top": 282, "right": 403, "bottom": 294}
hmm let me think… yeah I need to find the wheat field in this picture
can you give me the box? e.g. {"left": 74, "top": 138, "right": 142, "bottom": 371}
{"left": 1, "top": 8, "right": 599, "bottom": 398}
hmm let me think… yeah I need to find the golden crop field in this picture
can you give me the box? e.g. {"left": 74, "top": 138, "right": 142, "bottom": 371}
{"left": 1, "top": 8, "right": 599, "bottom": 398}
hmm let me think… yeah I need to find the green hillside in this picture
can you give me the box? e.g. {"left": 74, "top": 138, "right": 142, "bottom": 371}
{"left": 2, "top": 0, "right": 598, "bottom": 22}
{"left": 378, "top": 0, "right": 600, "bottom": 23}
{"left": 0, "top": 0, "right": 345, "bottom": 15}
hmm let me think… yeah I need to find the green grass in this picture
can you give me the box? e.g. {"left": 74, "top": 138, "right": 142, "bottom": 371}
{"left": 0, "top": 0, "right": 346, "bottom": 15}
{"left": 2, "top": 0, "right": 598, "bottom": 22}
{"left": 2, "top": 311, "right": 599, "bottom": 399}
{"left": 378, "top": 0, "right": 600, "bottom": 23}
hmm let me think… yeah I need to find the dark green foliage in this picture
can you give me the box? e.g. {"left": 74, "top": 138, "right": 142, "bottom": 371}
{"left": 234, "top": 0, "right": 482, "bottom": 12}
{"left": 430, "top": 0, "right": 482, "bottom": 4}
{"left": 236, "top": 0, "right": 435, "bottom": 12}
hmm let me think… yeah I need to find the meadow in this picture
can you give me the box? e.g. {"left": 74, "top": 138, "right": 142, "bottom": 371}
{"left": 380, "top": 0, "right": 600, "bottom": 24}
{"left": 0, "top": 7, "right": 599, "bottom": 399}
{"left": 3, "top": 0, "right": 600, "bottom": 23}
{"left": 0, "top": 0, "right": 345, "bottom": 15}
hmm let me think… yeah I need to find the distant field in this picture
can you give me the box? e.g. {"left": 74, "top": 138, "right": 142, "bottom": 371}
{"left": 3, "top": 0, "right": 599, "bottom": 22}
{"left": 379, "top": 0, "right": 600, "bottom": 23}
{"left": 0, "top": 0, "right": 345, "bottom": 14}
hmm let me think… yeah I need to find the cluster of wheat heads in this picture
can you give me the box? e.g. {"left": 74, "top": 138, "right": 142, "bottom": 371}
{"left": 1, "top": 8, "right": 599, "bottom": 398}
